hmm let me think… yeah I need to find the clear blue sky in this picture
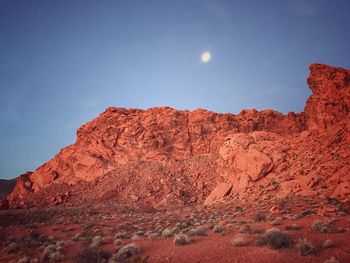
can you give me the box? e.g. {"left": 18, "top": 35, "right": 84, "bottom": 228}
{"left": 1, "top": 0, "right": 349, "bottom": 179}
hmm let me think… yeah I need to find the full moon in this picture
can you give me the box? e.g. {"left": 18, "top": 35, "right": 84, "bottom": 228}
{"left": 201, "top": 51, "right": 211, "bottom": 63}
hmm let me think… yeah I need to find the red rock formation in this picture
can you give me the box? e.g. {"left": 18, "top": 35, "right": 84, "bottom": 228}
{"left": 0, "top": 177, "right": 17, "bottom": 200}
{"left": 305, "top": 64, "right": 350, "bottom": 132}
{"left": 7, "top": 64, "right": 350, "bottom": 208}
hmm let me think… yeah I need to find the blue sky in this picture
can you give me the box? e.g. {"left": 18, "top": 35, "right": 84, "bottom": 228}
{"left": 0, "top": 0, "right": 349, "bottom": 179}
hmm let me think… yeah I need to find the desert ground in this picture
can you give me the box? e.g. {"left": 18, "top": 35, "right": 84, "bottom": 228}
{"left": 1, "top": 196, "right": 349, "bottom": 263}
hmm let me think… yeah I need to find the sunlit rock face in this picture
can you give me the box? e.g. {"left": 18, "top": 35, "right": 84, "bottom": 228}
{"left": 5, "top": 64, "right": 350, "bottom": 209}
{"left": 305, "top": 64, "right": 350, "bottom": 132}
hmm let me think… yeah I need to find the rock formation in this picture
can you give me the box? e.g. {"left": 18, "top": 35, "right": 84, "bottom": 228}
{"left": 0, "top": 178, "right": 17, "bottom": 200}
{"left": 5, "top": 63, "right": 350, "bottom": 208}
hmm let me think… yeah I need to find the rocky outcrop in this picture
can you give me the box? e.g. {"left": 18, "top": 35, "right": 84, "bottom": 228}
{"left": 218, "top": 132, "right": 287, "bottom": 193}
{"left": 7, "top": 64, "right": 350, "bottom": 208}
{"left": 0, "top": 177, "right": 17, "bottom": 200}
{"left": 305, "top": 64, "right": 350, "bottom": 132}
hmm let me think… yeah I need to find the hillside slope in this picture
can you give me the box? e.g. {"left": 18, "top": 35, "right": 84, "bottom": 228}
{"left": 6, "top": 64, "right": 350, "bottom": 209}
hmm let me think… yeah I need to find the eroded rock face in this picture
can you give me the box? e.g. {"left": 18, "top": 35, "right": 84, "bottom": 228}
{"left": 305, "top": 64, "right": 350, "bottom": 132}
{"left": 218, "top": 132, "right": 286, "bottom": 193}
{"left": 8, "top": 172, "right": 33, "bottom": 206}
{"left": 7, "top": 64, "right": 350, "bottom": 207}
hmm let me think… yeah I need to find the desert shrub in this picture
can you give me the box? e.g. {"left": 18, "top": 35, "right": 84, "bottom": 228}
{"left": 30, "top": 230, "right": 41, "bottom": 239}
{"left": 114, "top": 238, "right": 123, "bottom": 246}
{"left": 133, "top": 231, "right": 145, "bottom": 237}
{"left": 292, "top": 213, "right": 304, "bottom": 220}
{"left": 311, "top": 220, "right": 330, "bottom": 233}
{"left": 251, "top": 228, "right": 265, "bottom": 234}
{"left": 115, "top": 243, "right": 140, "bottom": 260}
{"left": 114, "top": 231, "right": 128, "bottom": 239}
{"left": 126, "top": 255, "right": 149, "bottom": 263}
{"left": 212, "top": 225, "right": 226, "bottom": 234}
{"left": 5, "top": 242, "right": 20, "bottom": 254}
{"left": 41, "top": 244, "right": 64, "bottom": 262}
{"left": 72, "top": 232, "right": 82, "bottom": 241}
{"left": 17, "top": 256, "right": 30, "bottom": 263}
{"left": 323, "top": 257, "right": 339, "bottom": 263}
{"left": 322, "top": 239, "right": 334, "bottom": 248}
{"left": 231, "top": 234, "right": 249, "bottom": 247}
{"left": 101, "top": 236, "right": 112, "bottom": 244}
{"left": 270, "top": 218, "right": 282, "bottom": 226}
{"left": 262, "top": 228, "right": 292, "bottom": 249}
{"left": 285, "top": 224, "right": 302, "bottom": 231}
{"left": 75, "top": 248, "right": 111, "bottom": 263}
{"left": 254, "top": 211, "right": 267, "bottom": 222}
{"left": 146, "top": 232, "right": 159, "bottom": 240}
{"left": 161, "top": 229, "right": 173, "bottom": 238}
{"left": 131, "top": 234, "right": 142, "bottom": 240}
{"left": 173, "top": 234, "right": 190, "bottom": 246}
{"left": 188, "top": 226, "right": 207, "bottom": 236}
{"left": 302, "top": 209, "right": 316, "bottom": 216}
{"left": 90, "top": 236, "right": 102, "bottom": 248}
{"left": 295, "top": 238, "right": 315, "bottom": 256}
{"left": 335, "top": 227, "right": 347, "bottom": 233}
{"left": 254, "top": 237, "right": 266, "bottom": 246}
{"left": 238, "top": 225, "right": 251, "bottom": 234}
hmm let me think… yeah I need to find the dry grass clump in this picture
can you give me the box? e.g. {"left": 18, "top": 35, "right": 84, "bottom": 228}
{"left": 323, "top": 257, "right": 339, "bottom": 263}
{"left": 17, "top": 256, "right": 30, "bottom": 263}
{"left": 75, "top": 248, "right": 111, "bottom": 263}
{"left": 285, "top": 224, "right": 302, "bottom": 231}
{"left": 5, "top": 242, "right": 20, "bottom": 254}
{"left": 114, "top": 238, "right": 124, "bottom": 246}
{"left": 238, "top": 225, "right": 251, "bottom": 234}
{"left": 111, "top": 243, "right": 140, "bottom": 261}
{"left": 322, "top": 239, "right": 334, "bottom": 248}
{"left": 258, "top": 228, "right": 292, "bottom": 249}
{"left": 161, "top": 229, "right": 173, "bottom": 238}
{"left": 188, "top": 226, "right": 207, "bottom": 236}
{"left": 41, "top": 244, "right": 64, "bottom": 262}
{"left": 255, "top": 237, "right": 266, "bottom": 247}
{"left": 335, "top": 227, "right": 347, "bottom": 233}
{"left": 295, "top": 238, "right": 315, "bottom": 256}
{"left": 310, "top": 220, "right": 330, "bottom": 233}
{"left": 253, "top": 211, "right": 267, "bottom": 222}
{"left": 146, "top": 232, "right": 159, "bottom": 240}
{"left": 173, "top": 234, "right": 191, "bottom": 246}
{"left": 212, "top": 225, "right": 226, "bottom": 234}
{"left": 90, "top": 235, "right": 102, "bottom": 248}
{"left": 114, "top": 231, "right": 128, "bottom": 239}
{"left": 270, "top": 219, "right": 282, "bottom": 226}
{"left": 251, "top": 228, "right": 265, "bottom": 234}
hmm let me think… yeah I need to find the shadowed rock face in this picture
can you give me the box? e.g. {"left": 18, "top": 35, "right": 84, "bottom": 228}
{"left": 0, "top": 178, "right": 17, "bottom": 200}
{"left": 6, "top": 64, "right": 350, "bottom": 208}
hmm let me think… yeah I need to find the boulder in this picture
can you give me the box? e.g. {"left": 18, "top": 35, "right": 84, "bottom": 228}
{"left": 204, "top": 183, "right": 232, "bottom": 205}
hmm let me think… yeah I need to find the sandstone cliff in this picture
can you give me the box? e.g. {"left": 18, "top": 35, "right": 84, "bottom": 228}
{"left": 6, "top": 64, "right": 350, "bottom": 208}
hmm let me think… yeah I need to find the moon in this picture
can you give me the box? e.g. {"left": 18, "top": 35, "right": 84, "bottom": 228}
{"left": 201, "top": 51, "right": 211, "bottom": 63}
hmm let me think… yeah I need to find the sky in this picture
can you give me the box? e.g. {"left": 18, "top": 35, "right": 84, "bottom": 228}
{"left": 0, "top": 0, "right": 350, "bottom": 179}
